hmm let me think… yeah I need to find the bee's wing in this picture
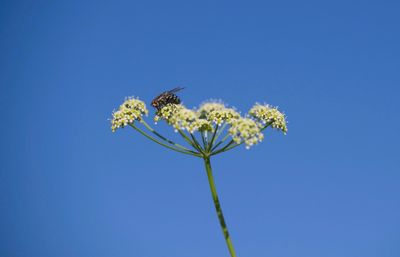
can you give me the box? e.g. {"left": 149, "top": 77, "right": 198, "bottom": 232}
{"left": 167, "top": 87, "right": 185, "bottom": 94}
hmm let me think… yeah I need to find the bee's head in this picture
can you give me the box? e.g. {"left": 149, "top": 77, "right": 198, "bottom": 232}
{"left": 151, "top": 100, "right": 158, "bottom": 108}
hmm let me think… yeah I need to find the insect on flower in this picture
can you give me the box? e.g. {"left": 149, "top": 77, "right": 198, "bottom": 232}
{"left": 151, "top": 87, "right": 185, "bottom": 111}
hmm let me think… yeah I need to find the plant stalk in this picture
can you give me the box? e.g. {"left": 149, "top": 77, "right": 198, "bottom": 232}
{"left": 129, "top": 124, "right": 201, "bottom": 157}
{"left": 203, "top": 157, "right": 237, "bottom": 257}
{"left": 140, "top": 120, "right": 194, "bottom": 152}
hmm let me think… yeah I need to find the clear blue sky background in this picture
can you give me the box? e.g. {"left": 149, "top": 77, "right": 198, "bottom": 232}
{"left": 1, "top": 1, "right": 399, "bottom": 257}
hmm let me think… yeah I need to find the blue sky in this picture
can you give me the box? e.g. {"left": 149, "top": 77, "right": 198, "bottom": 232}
{"left": 1, "top": 1, "right": 399, "bottom": 256}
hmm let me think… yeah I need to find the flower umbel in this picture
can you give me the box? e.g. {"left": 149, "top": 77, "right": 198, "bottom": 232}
{"left": 154, "top": 103, "right": 184, "bottom": 124}
{"left": 111, "top": 97, "right": 148, "bottom": 132}
{"left": 198, "top": 102, "right": 241, "bottom": 126}
{"left": 197, "top": 102, "right": 226, "bottom": 118}
{"left": 155, "top": 104, "right": 213, "bottom": 133}
{"left": 208, "top": 108, "right": 241, "bottom": 126}
{"left": 249, "top": 103, "right": 288, "bottom": 133}
{"left": 111, "top": 95, "right": 288, "bottom": 257}
{"left": 229, "top": 118, "right": 264, "bottom": 148}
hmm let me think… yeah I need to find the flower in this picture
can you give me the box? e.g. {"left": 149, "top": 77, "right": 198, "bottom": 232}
{"left": 111, "top": 97, "right": 148, "bottom": 132}
{"left": 191, "top": 118, "right": 213, "bottom": 132}
{"left": 208, "top": 108, "right": 241, "bottom": 126}
{"left": 197, "top": 102, "right": 226, "bottom": 119}
{"left": 112, "top": 96, "right": 287, "bottom": 152}
{"left": 198, "top": 102, "right": 241, "bottom": 126}
{"left": 228, "top": 118, "right": 264, "bottom": 148}
{"left": 249, "top": 104, "right": 288, "bottom": 133}
{"left": 154, "top": 103, "right": 184, "bottom": 124}
{"left": 172, "top": 107, "right": 199, "bottom": 133}
{"left": 155, "top": 104, "right": 213, "bottom": 133}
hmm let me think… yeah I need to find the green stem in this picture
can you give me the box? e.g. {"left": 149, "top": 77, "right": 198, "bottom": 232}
{"left": 211, "top": 132, "right": 231, "bottom": 151}
{"left": 140, "top": 120, "right": 196, "bottom": 153}
{"left": 207, "top": 125, "right": 219, "bottom": 152}
{"left": 213, "top": 123, "right": 227, "bottom": 144}
{"left": 129, "top": 124, "right": 201, "bottom": 157}
{"left": 178, "top": 129, "right": 203, "bottom": 153}
{"left": 203, "top": 157, "right": 237, "bottom": 257}
{"left": 211, "top": 140, "right": 236, "bottom": 156}
{"left": 190, "top": 133, "right": 205, "bottom": 153}
{"left": 260, "top": 123, "right": 271, "bottom": 132}
{"left": 201, "top": 132, "right": 208, "bottom": 149}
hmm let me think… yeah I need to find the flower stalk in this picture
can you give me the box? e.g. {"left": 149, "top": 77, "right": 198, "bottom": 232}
{"left": 111, "top": 97, "right": 287, "bottom": 257}
{"left": 204, "top": 157, "right": 237, "bottom": 257}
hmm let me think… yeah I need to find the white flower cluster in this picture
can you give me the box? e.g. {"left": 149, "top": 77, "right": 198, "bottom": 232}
{"left": 155, "top": 104, "right": 213, "bottom": 133}
{"left": 249, "top": 104, "right": 287, "bottom": 133}
{"left": 197, "top": 102, "right": 240, "bottom": 126}
{"left": 149, "top": 101, "right": 287, "bottom": 149}
{"left": 154, "top": 103, "right": 184, "bottom": 124}
{"left": 228, "top": 118, "right": 264, "bottom": 149}
{"left": 111, "top": 97, "right": 148, "bottom": 132}
{"left": 197, "top": 102, "right": 226, "bottom": 118}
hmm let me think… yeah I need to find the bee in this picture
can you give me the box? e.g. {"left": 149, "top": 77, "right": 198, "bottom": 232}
{"left": 151, "top": 87, "right": 185, "bottom": 110}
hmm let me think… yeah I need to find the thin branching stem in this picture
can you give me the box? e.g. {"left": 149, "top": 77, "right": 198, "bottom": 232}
{"left": 201, "top": 132, "right": 208, "bottom": 149}
{"left": 211, "top": 140, "right": 236, "bottom": 156}
{"left": 222, "top": 142, "right": 243, "bottom": 152}
{"left": 211, "top": 132, "right": 231, "bottom": 151}
{"left": 129, "top": 124, "right": 201, "bottom": 157}
{"left": 260, "top": 123, "right": 271, "bottom": 131}
{"left": 190, "top": 133, "right": 204, "bottom": 152}
{"left": 178, "top": 129, "right": 204, "bottom": 153}
{"left": 140, "top": 120, "right": 196, "bottom": 153}
{"left": 213, "top": 123, "right": 227, "bottom": 144}
{"left": 207, "top": 125, "right": 219, "bottom": 152}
